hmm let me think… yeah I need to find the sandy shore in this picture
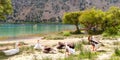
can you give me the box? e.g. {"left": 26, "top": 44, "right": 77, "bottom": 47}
{"left": 0, "top": 37, "right": 84, "bottom": 60}
{"left": 1, "top": 36, "right": 120, "bottom": 60}
{"left": 0, "top": 36, "right": 84, "bottom": 47}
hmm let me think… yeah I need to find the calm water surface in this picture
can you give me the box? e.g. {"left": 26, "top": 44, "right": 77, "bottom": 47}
{"left": 0, "top": 24, "right": 75, "bottom": 37}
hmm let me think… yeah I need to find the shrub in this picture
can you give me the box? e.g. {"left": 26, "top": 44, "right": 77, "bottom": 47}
{"left": 75, "top": 42, "right": 83, "bottom": 51}
{"left": 115, "top": 48, "right": 120, "bottom": 56}
{"left": 63, "top": 31, "right": 71, "bottom": 36}
{"left": 104, "top": 27, "right": 118, "bottom": 35}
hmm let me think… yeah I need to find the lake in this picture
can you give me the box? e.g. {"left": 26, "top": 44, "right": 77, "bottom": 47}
{"left": 0, "top": 23, "right": 75, "bottom": 37}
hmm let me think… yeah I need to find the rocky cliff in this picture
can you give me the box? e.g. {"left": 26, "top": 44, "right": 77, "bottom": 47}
{"left": 6, "top": 0, "right": 120, "bottom": 23}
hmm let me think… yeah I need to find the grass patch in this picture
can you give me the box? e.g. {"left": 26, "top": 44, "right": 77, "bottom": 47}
{"left": 113, "top": 41, "right": 120, "bottom": 45}
{"left": 115, "top": 48, "right": 120, "bottom": 56}
{"left": 63, "top": 31, "right": 71, "bottom": 36}
{"left": 0, "top": 43, "right": 14, "bottom": 47}
{"left": 110, "top": 47, "right": 120, "bottom": 60}
{"left": 42, "top": 57, "right": 52, "bottom": 60}
{"left": 63, "top": 51, "right": 98, "bottom": 60}
{"left": 64, "top": 55, "right": 78, "bottom": 60}
{"left": 72, "top": 42, "right": 99, "bottom": 60}
{"left": 75, "top": 42, "right": 83, "bottom": 51}
{"left": 0, "top": 51, "right": 9, "bottom": 60}
{"left": 79, "top": 51, "right": 98, "bottom": 60}
{"left": 102, "top": 36, "right": 117, "bottom": 40}
{"left": 110, "top": 54, "right": 120, "bottom": 60}
{"left": 44, "top": 35, "right": 65, "bottom": 40}
{"left": 19, "top": 45, "right": 35, "bottom": 54}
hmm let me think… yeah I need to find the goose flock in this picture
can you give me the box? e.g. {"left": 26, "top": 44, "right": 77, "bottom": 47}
{"left": 2, "top": 40, "right": 76, "bottom": 56}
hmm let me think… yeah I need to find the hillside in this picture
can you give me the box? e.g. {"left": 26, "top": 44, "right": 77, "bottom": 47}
{"left": 6, "top": 0, "right": 120, "bottom": 23}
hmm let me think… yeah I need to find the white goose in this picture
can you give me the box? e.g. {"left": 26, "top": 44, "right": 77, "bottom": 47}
{"left": 65, "top": 43, "right": 75, "bottom": 55}
{"left": 3, "top": 42, "right": 20, "bottom": 56}
{"left": 34, "top": 40, "right": 44, "bottom": 50}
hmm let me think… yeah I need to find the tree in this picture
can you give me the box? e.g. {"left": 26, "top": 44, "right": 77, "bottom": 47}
{"left": 0, "top": 0, "right": 13, "bottom": 20}
{"left": 79, "top": 6, "right": 120, "bottom": 35}
{"left": 79, "top": 8, "right": 104, "bottom": 34}
{"left": 62, "top": 12, "right": 82, "bottom": 34}
{"left": 102, "top": 6, "right": 120, "bottom": 35}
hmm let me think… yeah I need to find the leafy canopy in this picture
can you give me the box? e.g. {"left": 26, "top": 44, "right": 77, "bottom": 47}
{"left": 79, "top": 8, "right": 104, "bottom": 34}
{"left": 63, "top": 12, "right": 81, "bottom": 24}
{"left": 62, "top": 11, "right": 82, "bottom": 34}
{"left": 0, "top": 0, "right": 13, "bottom": 20}
{"left": 62, "top": 6, "right": 120, "bottom": 35}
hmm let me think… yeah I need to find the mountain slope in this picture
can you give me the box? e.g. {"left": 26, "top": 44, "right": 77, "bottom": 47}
{"left": 6, "top": 0, "right": 120, "bottom": 23}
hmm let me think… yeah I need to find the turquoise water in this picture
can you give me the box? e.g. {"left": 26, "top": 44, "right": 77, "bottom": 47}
{"left": 0, "top": 24, "right": 75, "bottom": 37}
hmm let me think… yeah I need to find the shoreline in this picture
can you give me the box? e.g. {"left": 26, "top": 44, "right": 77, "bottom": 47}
{"left": 0, "top": 29, "right": 75, "bottom": 41}
{"left": 0, "top": 32, "right": 55, "bottom": 41}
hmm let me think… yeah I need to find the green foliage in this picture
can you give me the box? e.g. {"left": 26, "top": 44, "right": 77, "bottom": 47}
{"left": 79, "top": 7, "right": 120, "bottom": 35}
{"left": 64, "top": 42, "right": 98, "bottom": 60}
{"left": 20, "top": 46, "right": 35, "bottom": 54}
{"left": 62, "top": 6, "right": 120, "bottom": 35}
{"left": 44, "top": 35, "right": 65, "bottom": 40}
{"left": 62, "top": 12, "right": 82, "bottom": 34}
{"left": 0, "top": 0, "right": 13, "bottom": 20}
{"left": 79, "top": 50, "right": 94, "bottom": 59}
{"left": 64, "top": 55, "right": 76, "bottom": 60}
{"left": 110, "top": 56, "right": 120, "bottom": 60}
{"left": 63, "top": 31, "right": 71, "bottom": 36}
{"left": 115, "top": 48, "right": 120, "bottom": 56}
{"left": 102, "top": 7, "right": 120, "bottom": 30}
{"left": 79, "top": 8, "right": 104, "bottom": 34}
{"left": 42, "top": 58, "right": 52, "bottom": 60}
{"left": 104, "top": 27, "right": 118, "bottom": 35}
{"left": 75, "top": 42, "right": 83, "bottom": 51}
{"left": 63, "top": 12, "right": 81, "bottom": 24}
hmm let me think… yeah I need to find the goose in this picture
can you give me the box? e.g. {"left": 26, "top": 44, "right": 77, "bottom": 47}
{"left": 3, "top": 42, "right": 20, "bottom": 56}
{"left": 56, "top": 42, "right": 65, "bottom": 49}
{"left": 43, "top": 46, "right": 52, "bottom": 53}
{"left": 34, "top": 40, "right": 44, "bottom": 50}
{"left": 65, "top": 43, "right": 75, "bottom": 55}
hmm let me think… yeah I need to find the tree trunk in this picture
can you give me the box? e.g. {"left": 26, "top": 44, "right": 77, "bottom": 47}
{"left": 75, "top": 24, "right": 81, "bottom": 34}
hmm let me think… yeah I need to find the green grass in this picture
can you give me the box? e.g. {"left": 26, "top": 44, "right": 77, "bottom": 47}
{"left": 110, "top": 47, "right": 120, "bottom": 60}
{"left": 0, "top": 51, "right": 20, "bottom": 60}
{"left": 64, "top": 55, "right": 78, "bottom": 60}
{"left": 114, "top": 48, "right": 120, "bottom": 56}
{"left": 19, "top": 45, "right": 35, "bottom": 54}
{"left": 40, "top": 31, "right": 86, "bottom": 40}
{"left": 0, "top": 51, "right": 8, "bottom": 60}
{"left": 64, "top": 42, "right": 99, "bottom": 60}
{"left": 110, "top": 54, "right": 120, "bottom": 60}
{"left": 0, "top": 43, "right": 14, "bottom": 47}
{"left": 63, "top": 51, "right": 98, "bottom": 60}
{"left": 63, "top": 31, "right": 71, "bottom": 36}
{"left": 113, "top": 41, "right": 120, "bottom": 45}
{"left": 42, "top": 58, "right": 52, "bottom": 60}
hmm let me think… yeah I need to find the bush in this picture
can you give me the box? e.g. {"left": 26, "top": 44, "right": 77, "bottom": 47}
{"left": 104, "top": 27, "right": 118, "bottom": 35}
{"left": 63, "top": 31, "right": 71, "bottom": 36}
{"left": 75, "top": 42, "right": 83, "bottom": 51}
{"left": 115, "top": 48, "right": 120, "bottom": 56}
{"left": 87, "top": 30, "right": 103, "bottom": 35}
